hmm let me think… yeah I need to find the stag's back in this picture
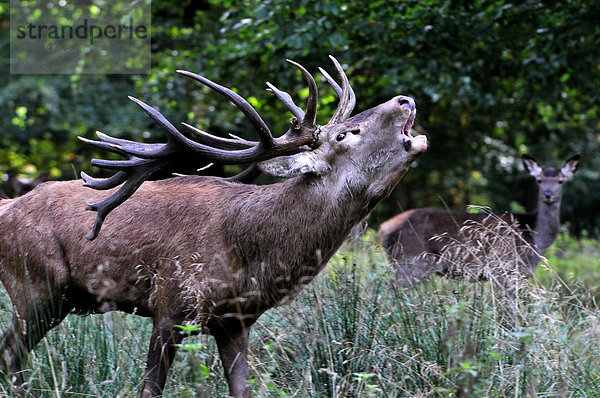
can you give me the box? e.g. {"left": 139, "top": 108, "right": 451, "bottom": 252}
{"left": 0, "top": 174, "right": 364, "bottom": 318}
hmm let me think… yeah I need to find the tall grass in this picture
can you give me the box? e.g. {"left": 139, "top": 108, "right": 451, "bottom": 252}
{"left": 0, "top": 231, "right": 599, "bottom": 397}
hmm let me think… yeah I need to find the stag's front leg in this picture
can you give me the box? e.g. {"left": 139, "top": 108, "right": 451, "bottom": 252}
{"left": 0, "top": 317, "right": 29, "bottom": 388}
{"left": 214, "top": 326, "right": 250, "bottom": 398}
{"left": 0, "top": 304, "right": 70, "bottom": 397}
{"left": 140, "top": 318, "right": 184, "bottom": 398}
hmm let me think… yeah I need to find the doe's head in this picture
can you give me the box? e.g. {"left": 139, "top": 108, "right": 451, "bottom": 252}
{"left": 522, "top": 154, "right": 580, "bottom": 206}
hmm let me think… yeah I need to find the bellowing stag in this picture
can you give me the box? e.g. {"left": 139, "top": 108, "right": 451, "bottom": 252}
{"left": 0, "top": 56, "right": 427, "bottom": 397}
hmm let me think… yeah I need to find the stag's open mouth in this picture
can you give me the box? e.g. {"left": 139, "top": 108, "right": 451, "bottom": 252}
{"left": 399, "top": 109, "right": 416, "bottom": 150}
{"left": 403, "top": 111, "right": 415, "bottom": 138}
{"left": 397, "top": 97, "right": 416, "bottom": 139}
{"left": 398, "top": 103, "right": 427, "bottom": 154}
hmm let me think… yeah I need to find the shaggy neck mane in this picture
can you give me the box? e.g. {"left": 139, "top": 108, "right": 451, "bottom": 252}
{"left": 219, "top": 173, "right": 368, "bottom": 306}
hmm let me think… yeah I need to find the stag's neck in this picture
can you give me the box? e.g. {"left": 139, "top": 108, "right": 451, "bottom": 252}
{"left": 225, "top": 174, "right": 372, "bottom": 309}
{"left": 533, "top": 200, "right": 561, "bottom": 255}
{"left": 270, "top": 175, "right": 369, "bottom": 256}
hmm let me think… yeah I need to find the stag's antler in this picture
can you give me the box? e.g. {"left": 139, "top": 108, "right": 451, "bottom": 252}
{"left": 320, "top": 55, "right": 356, "bottom": 124}
{"left": 81, "top": 56, "right": 354, "bottom": 240}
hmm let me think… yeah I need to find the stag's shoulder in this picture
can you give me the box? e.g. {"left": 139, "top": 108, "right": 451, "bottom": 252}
{"left": 0, "top": 180, "right": 60, "bottom": 224}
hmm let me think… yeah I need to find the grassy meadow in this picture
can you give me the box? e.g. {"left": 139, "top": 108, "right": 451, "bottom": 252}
{"left": 1, "top": 229, "right": 599, "bottom": 397}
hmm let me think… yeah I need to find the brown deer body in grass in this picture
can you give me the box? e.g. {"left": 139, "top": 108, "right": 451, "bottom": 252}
{"left": 0, "top": 57, "right": 427, "bottom": 397}
{"left": 379, "top": 154, "right": 580, "bottom": 287}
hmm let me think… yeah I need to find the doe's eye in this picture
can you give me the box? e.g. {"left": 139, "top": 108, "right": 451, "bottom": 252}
{"left": 336, "top": 132, "right": 347, "bottom": 142}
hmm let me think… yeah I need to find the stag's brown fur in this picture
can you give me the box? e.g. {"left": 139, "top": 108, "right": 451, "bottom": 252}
{"left": 0, "top": 94, "right": 426, "bottom": 397}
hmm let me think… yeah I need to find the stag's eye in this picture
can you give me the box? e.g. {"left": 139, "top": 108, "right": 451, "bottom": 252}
{"left": 336, "top": 132, "right": 347, "bottom": 142}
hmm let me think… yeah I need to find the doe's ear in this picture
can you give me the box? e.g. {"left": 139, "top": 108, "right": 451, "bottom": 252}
{"left": 561, "top": 154, "right": 581, "bottom": 179}
{"left": 521, "top": 154, "right": 542, "bottom": 178}
{"left": 258, "top": 151, "right": 331, "bottom": 178}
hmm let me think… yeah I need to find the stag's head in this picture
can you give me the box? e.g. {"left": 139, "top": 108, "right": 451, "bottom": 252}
{"left": 259, "top": 93, "right": 426, "bottom": 199}
{"left": 80, "top": 56, "right": 427, "bottom": 239}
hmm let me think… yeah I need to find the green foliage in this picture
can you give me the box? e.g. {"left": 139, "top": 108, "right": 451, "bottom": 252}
{"left": 539, "top": 231, "right": 600, "bottom": 296}
{"left": 1, "top": 0, "right": 599, "bottom": 233}
{"left": 185, "top": 0, "right": 600, "bottom": 228}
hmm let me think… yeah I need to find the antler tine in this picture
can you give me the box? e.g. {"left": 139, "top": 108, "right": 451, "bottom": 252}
{"left": 318, "top": 67, "right": 341, "bottom": 95}
{"left": 180, "top": 122, "right": 256, "bottom": 151}
{"left": 90, "top": 157, "right": 159, "bottom": 171}
{"left": 82, "top": 65, "right": 322, "bottom": 239}
{"left": 176, "top": 70, "right": 275, "bottom": 149}
{"left": 128, "top": 96, "right": 209, "bottom": 153}
{"left": 83, "top": 159, "right": 168, "bottom": 240}
{"left": 325, "top": 56, "right": 355, "bottom": 125}
{"left": 266, "top": 82, "right": 305, "bottom": 120}
{"left": 78, "top": 134, "right": 131, "bottom": 158}
{"left": 285, "top": 60, "right": 318, "bottom": 128}
{"left": 81, "top": 170, "right": 128, "bottom": 190}
{"left": 82, "top": 99, "right": 256, "bottom": 162}
{"left": 129, "top": 97, "right": 274, "bottom": 163}
{"left": 319, "top": 63, "right": 356, "bottom": 122}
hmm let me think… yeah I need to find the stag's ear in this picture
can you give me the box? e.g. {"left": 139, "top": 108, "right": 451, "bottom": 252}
{"left": 521, "top": 154, "right": 542, "bottom": 177}
{"left": 258, "top": 152, "right": 331, "bottom": 178}
{"left": 561, "top": 154, "right": 581, "bottom": 179}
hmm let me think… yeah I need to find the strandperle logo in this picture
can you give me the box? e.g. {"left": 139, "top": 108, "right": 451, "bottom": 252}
{"left": 15, "top": 18, "right": 148, "bottom": 46}
{"left": 10, "top": 0, "right": 151, "bottom": 74}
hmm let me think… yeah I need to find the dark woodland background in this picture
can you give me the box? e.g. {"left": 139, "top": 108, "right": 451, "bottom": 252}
{"left": 1, "top": 0, "right": 598, "bottom": 235}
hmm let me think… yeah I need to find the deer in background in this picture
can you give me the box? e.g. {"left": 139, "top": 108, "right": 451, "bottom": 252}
{"left": 379, "top": 154, "right": 580, "bottom": 287}
{"left": 0, "top": 171, "right": 48, "bottom": 199}
{"left": 0, "top": 57, "right": 427, "bottom": 397}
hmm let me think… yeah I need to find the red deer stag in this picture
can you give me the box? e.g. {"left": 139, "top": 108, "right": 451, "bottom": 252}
{"left": 379, "top": 154, "right": 580, "bottom": 287}
{"left": 0, "top": 56, "right": 427, "bottom": 397}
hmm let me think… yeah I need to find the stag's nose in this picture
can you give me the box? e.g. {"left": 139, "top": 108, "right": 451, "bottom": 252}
{"left": 544, "top": 190, "right": 553, "bottom": 199}
{"left": 397, "top": 96, "right": 416, "bottom": 111}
